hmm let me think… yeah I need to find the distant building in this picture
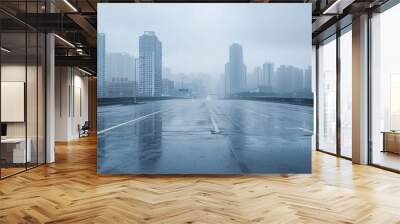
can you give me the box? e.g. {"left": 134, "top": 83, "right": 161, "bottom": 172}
{"left": 139, "top": 31, "right": 162, "bottom": 97}
{"left": 162, "top": 67, "right": 172, "bottom": 79}
{"left": 293, "top": 66, "right": 313, "bottom": 98}
{"left": 97, "top": 33, "right": 106, "bottom": 98}
{"left": 247, "top": 66, "right": 262, "bottom": 90}
{"left": 261, "top": 62, "right": 274, "bottom": 93}
{"left": 177, "top": 88, "right": 191, "bottom": 98}
{"left": 134, "top": 57, "right": 139, "bottom": 97}
{"left": 106, "top": 77, "right": 136, "bottom": 98}
{"left": 217, "top": 73, "right": 226, "bottom": 97}
{"left": 106, "top": 53, "right": 135, "bottom": 82}
{"left": 304, "top": 66, "right": 312, "bottom": 93}
{"left": 224, "top": 62, "right": 230, "bottom": 96}
{"left": 174, "top": 78, "right": 205, "bottom": 98}
{"left": 162, "top": 79, "right": 175, "bottom": 96}
{"left": 225, "top": 43, "right": 247, "bottom": 95}
{"left": 189, "top": 78, "right": 206, "bottom": 97}
{"left": 275, "top": 65, "right": 304, "bottom": 96}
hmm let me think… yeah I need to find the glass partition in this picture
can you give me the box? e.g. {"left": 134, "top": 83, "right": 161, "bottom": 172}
{"left": 27, "top": 30, "right": 38, "bottom": 169}
{"left": 1, "top": 31, "right": 28, "bottom": 177}
{"left": 0, "top": 1, "right": 46, "bottom": 179}
{"left": 317, "top": 36, "right": 337, "bottom": 154}
{"left": 339, "top": 27, "right": 352, "bottom": 158}
{"left": 370, "top": 3, "right": 400, "bottom": 171}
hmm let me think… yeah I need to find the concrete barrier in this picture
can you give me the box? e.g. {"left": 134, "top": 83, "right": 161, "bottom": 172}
{"left": 98, "top": 97, "right": 185, "bottom": 106}
{"left": 226, "top": 96, "right": 314, "bottom": 107}
{"left": 98, "top": 96, "right": 313, "bottom": 107}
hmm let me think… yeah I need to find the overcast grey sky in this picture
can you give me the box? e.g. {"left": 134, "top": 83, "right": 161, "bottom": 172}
{"left": 98, "top": 3, "right": 311, "bottom": 75}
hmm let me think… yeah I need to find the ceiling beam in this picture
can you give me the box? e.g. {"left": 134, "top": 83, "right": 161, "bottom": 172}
{"left": 55, "top": 55, "right": 96, "bottom": 72}
{"left": 67, "top": 14, "right": 97, "bottom": 36}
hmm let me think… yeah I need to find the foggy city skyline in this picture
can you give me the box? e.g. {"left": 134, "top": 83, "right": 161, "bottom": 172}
{"left": 97, "top": 3, "right": 313, "bottom": 175}
{"left": 99, "top": 32, "right": 312, "bottom": 98}
{"left": 98, "top": 3, "right": 312, "bottom": 76}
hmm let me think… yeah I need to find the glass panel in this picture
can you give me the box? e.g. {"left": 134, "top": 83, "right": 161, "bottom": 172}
{"left": 0, "top": 1, "right": 46, "bottom": 178}
{"left": 318, "top": 36, "right": 337, "bottom": 154}
{"left": 27, "top": 30, "right": 38, "bottom": 169}
{"left": 1, "top": 31, "right": 27, "bottom": 177}
{"left": 312, "top": 45, "right": 317, "bottom": 150}
{"left": 26, "top": 0, "right": 39, "bottom": 169}
{"left": 371, "top": 4, "right": 400, "bottom": 171}
{"left": 340, "top": 29, "right": 352, "bottom": 158}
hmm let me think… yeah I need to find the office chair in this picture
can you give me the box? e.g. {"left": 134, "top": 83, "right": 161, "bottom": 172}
{"left": 78, "top": 121, "right": 90, "bottom": 138}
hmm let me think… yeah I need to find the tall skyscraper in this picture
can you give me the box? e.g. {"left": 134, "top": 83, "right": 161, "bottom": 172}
{"left": 138, "top": 31, "right": 162, "bottom": 97}
{"left": 262, "top": 62, "right": 274, "bottom": 91}
{"left": 253, "top": 66, "right": 262, "bottom": 88}
{"left": 97, "top": 33, "right": 106, "bottom": 98}
{"left": 225, "top": 43, "right": 246, "bottom": 95}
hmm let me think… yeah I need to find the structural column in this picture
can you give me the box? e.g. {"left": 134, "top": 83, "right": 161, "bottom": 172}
{"left": 352, "top": 14, "right": 369, "bottom": 164}
{"left": 45, "top": 0, "right": 55, "bottom": 163}
{"left": 46, "top": 32, "right": 55, "bottom": 163}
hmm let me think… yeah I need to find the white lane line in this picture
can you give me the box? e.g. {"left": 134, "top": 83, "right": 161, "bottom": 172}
{"left": 206, "top": 102, "right": 220, "bottom": 134}
{"left": 286, "top": 127, "right": 313, "bottom": 133}
{"left": 97, "top": 109, "right": 168, "bottom": 135}
{"left": 212, "top": 104, "right": 243, "bottom": 131}
{"left": 210, "top": 116, "right": 220, "bottom": 134}
{"left": 298, "top": 127, "right": 313, "bottom": 133}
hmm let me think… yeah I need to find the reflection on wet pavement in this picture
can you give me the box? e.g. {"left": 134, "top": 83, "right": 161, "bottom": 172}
{"left": 97, "top": 99, "right": 313, "bottom": 174}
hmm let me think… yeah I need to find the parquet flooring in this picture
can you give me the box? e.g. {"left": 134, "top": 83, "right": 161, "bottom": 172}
{"left": 1, "top": 135, "right": 400, "bottom": 223}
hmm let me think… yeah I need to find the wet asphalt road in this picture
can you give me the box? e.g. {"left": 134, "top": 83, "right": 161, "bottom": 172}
{"left": 97, "top": 99, "right": 313, "bottom": 174}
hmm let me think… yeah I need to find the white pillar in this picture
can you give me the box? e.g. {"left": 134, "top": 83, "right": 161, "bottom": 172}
{"left": 46, "top": 32, "right": 55, "bottom": 163}
{"left": 352, "top": 14, "right": 369, "bottom": 164}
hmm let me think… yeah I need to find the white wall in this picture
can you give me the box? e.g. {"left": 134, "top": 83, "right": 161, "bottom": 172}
{"left": 55, "top": 67, "right": 89, "bottom": 141}
{"left": 71, "top": 73, "right": 89, "bottom": 138}
{"left": 1, "top": 65, "right": 40, "bottom": 137}
{"left": 1, "top": 63, "right": 46, "bottom": 164}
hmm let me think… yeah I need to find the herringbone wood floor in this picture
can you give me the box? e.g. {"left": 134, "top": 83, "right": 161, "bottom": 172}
{"left": 1, "top": 135, "right": 400, "bottom": 224}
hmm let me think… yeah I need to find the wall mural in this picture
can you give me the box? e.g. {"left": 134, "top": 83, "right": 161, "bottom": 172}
{"left": 97, "top": 3, "right": 313, "bottom": 174}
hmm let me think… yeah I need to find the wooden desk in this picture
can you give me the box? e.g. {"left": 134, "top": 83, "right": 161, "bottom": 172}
{"left": 382, "top": 131, "right": 400, "bottom": 154}
{"left": 1, "top": 138, "right": 31, "bottom": 163}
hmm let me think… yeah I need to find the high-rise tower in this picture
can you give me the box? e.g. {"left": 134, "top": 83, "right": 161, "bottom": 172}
{"left": 138, "top": 31, "right": 162, "bottom": 97}
{"left": 226, "top": 43, "right": 246, "bottom": 95}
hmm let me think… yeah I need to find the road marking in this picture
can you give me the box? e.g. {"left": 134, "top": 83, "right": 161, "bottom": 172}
{"left": 97, "top": 109, "right": 168, "bottom": 135}
{"left": 206, "top": 102, "right": 221, "bottom": 134}
{"left": 212, "top": 104, "right": 243, "bottom": 132}
{"left": 298, "top": 127, "right": 313, "bottom": 133}
{"left": 286, "top": 127, "right": 313, "bottom": 133}
{"left": 210, "top": 116, "right": 220, "bottom": 134}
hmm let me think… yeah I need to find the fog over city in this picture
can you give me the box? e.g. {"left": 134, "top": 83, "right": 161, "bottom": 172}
{"left": 97, "top": 3, "right": 312, "bottom": 98}
{"left": 99, "top": 3, "right": 310, "bottom": 72}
